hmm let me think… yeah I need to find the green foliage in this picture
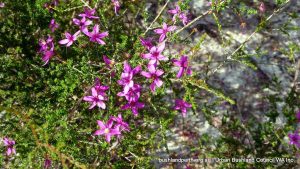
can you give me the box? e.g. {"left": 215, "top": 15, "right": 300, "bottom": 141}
{"left": 0, "top": 0, "right": 299, "bottom": 168}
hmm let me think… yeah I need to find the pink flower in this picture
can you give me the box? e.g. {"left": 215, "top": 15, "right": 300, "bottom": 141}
{"left": 173, "top": 55, "right": 192, "bottom": 78}
{"left": 168, "top": 5, "right": 189, "bottom": 25}
{"left": 121, "top": 101, "right": 145, "bottom": 116}
{"left": 103, "top": 55, "right": 112, "bottom": 68}
{"left": 111, "top": 114, "right": 130, "bottom": 132}
{"left": 259, "top": 2, "right": 265, "bottom": 13}
{"left": 288, "top": 131, "right": 300, "bottom": 148}
{"left": 179, "top": 12, "right": 189, "bottom": 25}
{"left": 42, "top": 50, "right": 55, "bottom": 66}
{"left": 117, "top": 61, "right": 141, "bottom": 93}
{"left": 117, "top": 84, "right": 141, "bottom": 102}
{"left": 83, "top": 86, "right": 108, "bottom": 109}
{"left": 103, "top": 55, "right": 116, "bottom": 77}
{"left": 168, "top": 5, "right": 181, "bottom": 21}
{"left": 84, "top": 24, "right": 108, "bottom": 45}
{"left": 44, "top": 158, "right": 52, "bottom": 169}
{"left": 141, "top": 64, "right": 164, "bottom": 92}
{"left": 59, "top": 31, "right": 80, "bottom": 47}
{"left": 39, "top": 36, "right": 55, "bottom": 65}
{"left": 139, "top": 37, "right": 153, "bottom": 50}
{"left": 93, "top": 78, "right": 109, "bottom": 94}
{"left": 39, "top": 36, "right": 54, "bottom": 52}
{"left": 296, "top": 111, "right": 300, "bottom": 122}
{"left": 142, "top": 42, "right": 167, "bottom": 65}
{"left": 94, "top": 120, "right": 121, "bottom": 143}
{"left": 49, "top": 19, "right": 59, "bottom": 32}
{"left": 79, "top": 8, "right": 99, "bottom": 19}
{"left": 73, "top": 17, "right": 92, "bottom": 31}
{"left": 174, "top": 99, "right": 192, "bottom": 117}
{"left": 112, "top": 0, "right": 120, "bottom": 15}
{"left": 3, "top": 137, "right": 16, "bottom": 156}
{"left": 154, "top": 23, "right": 176, "bottom": 42}
{"left": 0, "top": 2, "right": 5, "bottom": 8}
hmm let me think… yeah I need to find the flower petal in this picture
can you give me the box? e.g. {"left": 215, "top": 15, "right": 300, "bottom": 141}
{"left": 59, "top": 39, "right": 69, "bottom": 45}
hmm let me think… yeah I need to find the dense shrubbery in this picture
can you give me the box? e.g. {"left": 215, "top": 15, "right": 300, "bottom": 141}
{"left": 0, "top": 0, "right": 299, "bottom": 168}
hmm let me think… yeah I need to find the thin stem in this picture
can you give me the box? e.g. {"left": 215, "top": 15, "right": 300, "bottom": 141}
{"left": 80, "top": 0, "right": 92, "bottom": 9}
{"left": 208, "top": 0, "right": 291, "bottom": 76}
{"left": 143, "top": 0, "right": 170, "bottom": 35}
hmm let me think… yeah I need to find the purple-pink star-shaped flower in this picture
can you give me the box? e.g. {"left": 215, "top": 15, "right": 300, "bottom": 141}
{"left": 73, "top": 17, "right": 92, "bottom": 31}
{"left": 154, "top": 23, "right": 176, "bottom": 42}
{"left": 174, "top": 99, "right": 192, "bottom": 117}
{"left": 117, "top": 84, "right": 141, "bottom": 102}
{"left": 59, "top": 31, "right": 80, "bottom": 47}
{"left": 83, "top": 24, "right": 108, "bottom": 45}
{"left": 121, "top": 101, "right": 145, "bottom": 116}
{"left": 3, "top": 137, "right": 16, "bottom": 156}
{"left": 79, "top": 8, "right": 99, "bottom": 19}
{"left": 42, "top": 50, "right": 55, "bottom": 66}
{"left": 83, "top": 87, "right": 108, "bottom": 109}
{"left": 141, "top": 64, "right": 164, "bottom": 92}
{"left": 142, "top": 42, "right": 167, "bottom": 65}
{"left": 168, "top": 5, "right": 189, "bottom": 25}
{"left": 39, "top": 36, "right": 54, "bottom": 53}
{"left": 179, "top": 12, "right": 189, "bottom": 25}
{"left": 288, "top": 131, "right": 300, "bottom": 148}
{"left": 168, "top": 5, "right": 181, "bottom": 21}
{"left": 173, "top": 55, "right": 192, "bottom": 78}
{"left": 110, "top": 114, "right": 130, "bottom": 132}
{"left": 39, "top": 36, "right": 55, "bottom": 65}
{"left": 94, "top": 120, "right": 121, "bottom": 143}
{"left": 117, "top": 61, "right": 141, "bottom": 93}
{"left": 112, "top": 0, "right": 120, "bottom": 15}
{"left": 139, "top": 37, "right": 153, "bottom": 50}
{"left": 49, "top": 19, "right": 59, "bottom": 32}
{"left": 93, "top": 78, "right": 109, "bottom": 95}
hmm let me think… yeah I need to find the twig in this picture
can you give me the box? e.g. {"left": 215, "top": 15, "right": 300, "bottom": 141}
{"left": 63, "top": 5, "right": 85, "bottom": 12}
{"left": 208, "top": 0, "right": 291, "bottom": 76}
{"left": 2, "top": 107, "right": 87, "bottom": 169}
{"left": 293, "top": 59, "right": 300, "bottom": 88}
{"left": 80, "top": 0, "right": 92, "bottom": 9}
{"left": 162, "top": 0, "right": 226, "bottom": 43}
{"left": 143, "top": 0, "right": 170, "bottom": 35}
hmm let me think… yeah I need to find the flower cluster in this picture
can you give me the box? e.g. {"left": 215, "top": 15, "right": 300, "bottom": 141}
{"left": 168, "top": 4, "right": 190, "bottom": 25}
{"left": 59, "top": 8, "right": 108, "bottom": 47}
{"left": 38, "top": 7, "right": 109, "bottom": 65}
{"left": 139, "top": 3, "right": 193, "bottom": 116}
{"left": 118, "top": 61, "right": 145, "bottom": 116}
{"left": 37, "top": 2, "right": 195, "bottom": 145}
{"left": 38, "top": 36, "right": 55, "bottom": 65}
{"left": 2, "top": 137, "right": 16, "bottom": 156}
{"left": 94, "top": 114, "right": 129, "bottom": 143}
